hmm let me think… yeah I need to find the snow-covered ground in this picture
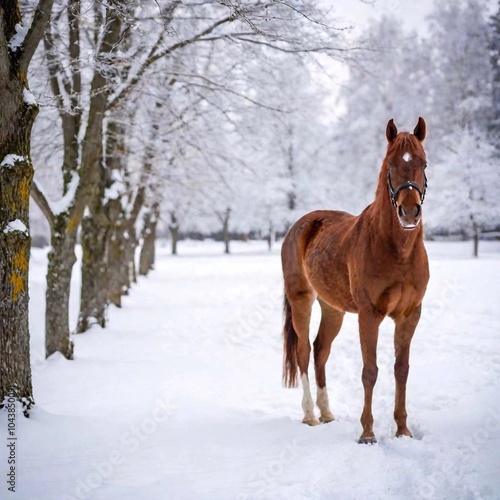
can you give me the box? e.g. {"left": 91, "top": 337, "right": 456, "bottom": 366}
{"left": 2, "top": 239, "right": 500, "bottom": 499}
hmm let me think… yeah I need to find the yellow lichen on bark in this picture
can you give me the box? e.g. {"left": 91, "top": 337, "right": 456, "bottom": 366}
{"left": 10, "top": 273, "right": 25, "bottom": 301}
{"left": 10, "top": 248, "right": 29, "bottom": 301}
{"left": 19, "top": 176, "right": 31, "bottom": 202}
{"left": 67, "top": 215, "right": 79, "bottom": 233}
{"left": 9, "top": 171, "right": 32, "bottom": 212}
{"left": 13, "top": 250, "right": 28, "bottom": 273}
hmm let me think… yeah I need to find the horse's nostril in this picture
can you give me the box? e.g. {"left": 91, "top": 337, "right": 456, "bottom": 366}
{"left": 415, "top": 204, "right": 421, "bottom": 218}
{"left": 398, "top": 205, "right": 405, "bottom": 218}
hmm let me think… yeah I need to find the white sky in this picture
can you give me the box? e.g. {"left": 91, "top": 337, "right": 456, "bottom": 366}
{"left": 332, "top": 0, "right": 433, "bottom": 35}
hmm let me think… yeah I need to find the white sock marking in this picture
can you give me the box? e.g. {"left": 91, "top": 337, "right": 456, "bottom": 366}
{"left": 316, "top": 386, "right": 330, "bottom": 414}
{"left": 301, "top": 374, "right": 315, "bottom": 416}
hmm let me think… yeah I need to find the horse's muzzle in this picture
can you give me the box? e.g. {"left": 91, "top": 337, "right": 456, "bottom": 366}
{"left": 397, "top": 202, "right": 421, "bottom": 229}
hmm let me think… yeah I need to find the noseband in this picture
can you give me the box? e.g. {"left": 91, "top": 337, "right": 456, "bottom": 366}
{"left": 387, "top": 167, "right": 428, "bottom": 207}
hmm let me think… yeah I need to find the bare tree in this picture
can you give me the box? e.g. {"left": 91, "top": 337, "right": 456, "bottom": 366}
{"left": 0, "top": 0, "right": 55, "bottom": 413}
{"left": 30, "top": 0, "right": 352, "bottom": 350}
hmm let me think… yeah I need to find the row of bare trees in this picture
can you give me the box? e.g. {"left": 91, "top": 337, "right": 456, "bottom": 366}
{"left": 1, "top": 0, "right": 351, "bottom": 412}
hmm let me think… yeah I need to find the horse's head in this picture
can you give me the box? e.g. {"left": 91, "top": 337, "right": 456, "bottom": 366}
{"left": 385, "top": 117, "right": 427, "bottom": 230}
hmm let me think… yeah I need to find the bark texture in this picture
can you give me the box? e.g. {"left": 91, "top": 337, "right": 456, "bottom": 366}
{"left": 45, "top": 220, "right": 76, "bottom": 358}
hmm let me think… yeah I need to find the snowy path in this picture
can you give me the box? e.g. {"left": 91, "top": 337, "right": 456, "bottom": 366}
{"left": 2, "top": 240, "right": 500, "bottom": 499}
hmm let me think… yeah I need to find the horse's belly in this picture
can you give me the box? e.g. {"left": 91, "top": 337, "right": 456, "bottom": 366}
{"left": 308, "top": 271, "right": 358, "bottom": 313}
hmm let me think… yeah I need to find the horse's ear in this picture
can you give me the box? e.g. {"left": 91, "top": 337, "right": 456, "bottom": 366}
{"left": 386, "top": 119, "right": 398, "bottom": 142}
{"left": 413, "top": 117, "right": 426, "bottom": 142}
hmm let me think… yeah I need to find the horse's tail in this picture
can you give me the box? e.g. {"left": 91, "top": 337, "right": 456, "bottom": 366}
{"left": 283, "top": 293, "right": 299, "bottom": 388}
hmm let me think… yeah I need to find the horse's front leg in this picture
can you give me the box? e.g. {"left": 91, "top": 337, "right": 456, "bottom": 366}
{"left": 393, "top": 305, "right": 421, "bottom": 438}
{"left": 358, "top": 308, "right": 383, "bottom": 444}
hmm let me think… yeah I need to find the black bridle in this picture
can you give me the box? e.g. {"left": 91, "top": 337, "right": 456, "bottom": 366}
{"left": 387, "top": 166, "right": 428, "bottom": 207}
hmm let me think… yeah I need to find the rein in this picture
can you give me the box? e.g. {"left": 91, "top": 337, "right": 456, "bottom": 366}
{"left": 387, "top": 167, "right": 428, "bottom": 207}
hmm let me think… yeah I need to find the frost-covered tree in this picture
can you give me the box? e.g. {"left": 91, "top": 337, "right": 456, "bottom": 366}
{"left": 28, "top": 0, "right": 355, "bottom": 345}
{"left": 423, "top": 0, "right": 498, "bottom": 240}
{"left": 490, "top": 1, "right": 500, "bottom": 146}
{"left": 428, "top": 130, "right": 500, "bottom": 244}
{"left": 30, "top": 0, "right": 130, "bottom": 356}
{"left": 331, "top": 2, "right": 499, "bottom": 238}
{"left": 425, "top": 0, "right": 493, "bottom": 136}
{"left": 0, "top": 0, "right": 54, "bottom": 413}
{"left": 332, "top": 16, "right": 429, "bottom": 213}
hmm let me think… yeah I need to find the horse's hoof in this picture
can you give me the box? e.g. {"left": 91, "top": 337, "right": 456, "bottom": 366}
{"left": 302, "top": 416, "right": 320, "bottom": 426}
{"left": 396, "top": 428, "right": 412, "bottom": 439}
{"left": 358, "top": 434, "right": 377, "bottom": 445}
{"left": 319, "top": 413, "right": 335, "bottom": 423}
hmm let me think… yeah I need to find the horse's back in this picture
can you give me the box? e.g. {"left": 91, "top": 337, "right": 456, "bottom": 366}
{"left": 283, "top": 209, "right": 356, "bottom": 255}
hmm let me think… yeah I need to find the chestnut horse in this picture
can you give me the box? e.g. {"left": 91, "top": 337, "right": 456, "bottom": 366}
{"left": 281, "top": 118, "right": 429, "bottom": 444}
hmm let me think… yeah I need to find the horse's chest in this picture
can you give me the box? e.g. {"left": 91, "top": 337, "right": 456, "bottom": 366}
{"left": 373, "top": 277, "right": 425, "bottom": 317}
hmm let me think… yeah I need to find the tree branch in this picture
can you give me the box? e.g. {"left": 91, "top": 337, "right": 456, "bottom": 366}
{"left": 43, "top": 31, "right": 72, "bottom": 115}
{"left": 31, "top": 179, "right": 54, "bottom": 232}
{"left": 20, "top": 0, "right": 55, "bottom": 74}
{"left": 108, "top": 14, "right": 236, "bottom": 109}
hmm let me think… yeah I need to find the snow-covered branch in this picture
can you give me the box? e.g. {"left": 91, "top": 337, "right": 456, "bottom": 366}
{"left": 20, "top": 0, "right": 55, "bottom": 74}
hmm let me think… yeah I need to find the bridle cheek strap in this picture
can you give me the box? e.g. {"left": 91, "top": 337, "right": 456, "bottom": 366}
{"left": 387, "top": 169, "right": 428, "bottom": 207}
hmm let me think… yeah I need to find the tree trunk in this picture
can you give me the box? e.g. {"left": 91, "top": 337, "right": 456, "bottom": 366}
{"left": 76, "top": 117, "right": 125, "bottom": 333}
{"left": 473, "top": 230, "right": 480, "bottom": 258}
{"left": 0, "top": 0, "right": 55, "bottom": 412}
{"left": 125, "top": 223, "right": 138, "bottom": 285}
{"left": 76, "top": 214, "right": 109, "bottom": 333}
{"left": 45, "top": 217, "right": 76, "bottom": 359}
{"left": 169, "top": 210, "right": 179, "bottom": 256}
{"left": 470, "top": 213, "right": 480, "bottom": 258}
{"left": 0, "top": 152, "right": 35, "bottom": 413}
{"left": 223, "top": 207, "right": 231, "bottom": 254}
{"left": 108, "top": 220, "right": 128, "bottom": 307}
{"left": 171, "top": 226, "right": 179, "bottom": 255}
{"left": 267, "top": 222, "right": 275, "bottom": 251}
{"left": 139, "top": 202, "right": 160, "bottom": 275}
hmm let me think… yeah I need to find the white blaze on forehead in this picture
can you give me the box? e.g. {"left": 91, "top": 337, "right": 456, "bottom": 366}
{"left": 402, "top": 152, "right": 412, "bottom": 162}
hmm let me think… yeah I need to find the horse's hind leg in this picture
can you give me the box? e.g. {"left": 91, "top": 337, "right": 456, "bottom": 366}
{"left": 288, "top": 289, "right": 318, "bottom": 426}
{"left": 313, "top": 300, "right": 344, "bottom": 423}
